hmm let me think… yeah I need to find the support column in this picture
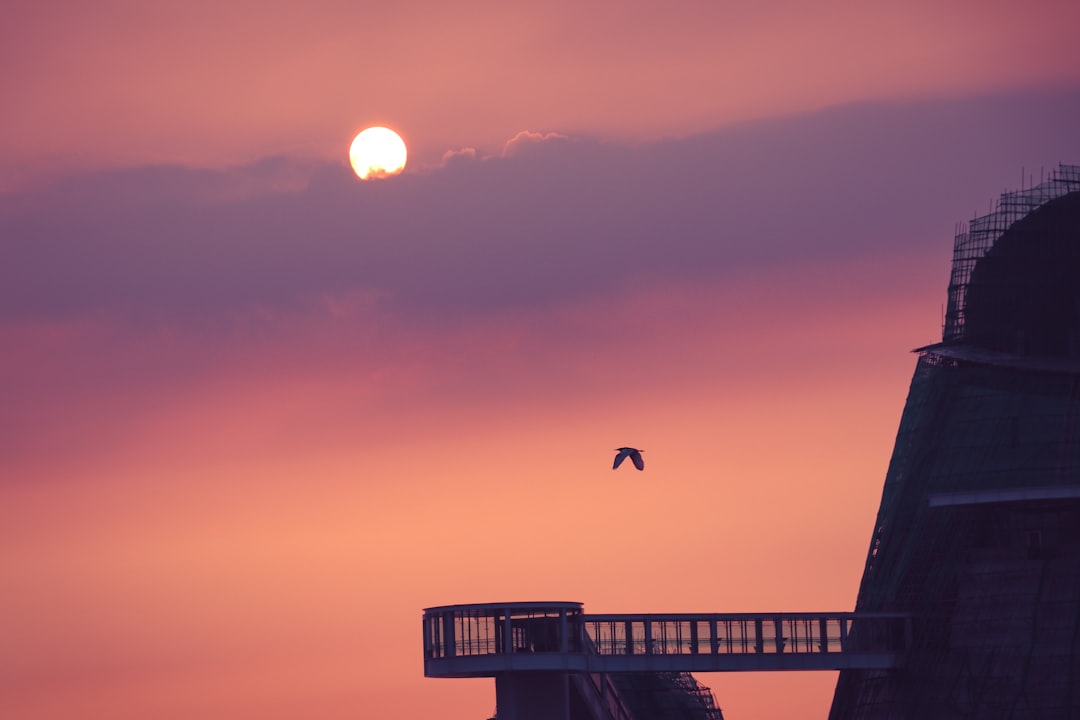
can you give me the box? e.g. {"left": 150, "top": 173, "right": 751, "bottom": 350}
{"left": 495, "top": 673, "right": 571, "bottom": 720}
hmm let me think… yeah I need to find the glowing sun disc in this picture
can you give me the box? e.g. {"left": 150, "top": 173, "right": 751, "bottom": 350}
{"left": 349, "top": 126, "right": 407, "bottom": 180}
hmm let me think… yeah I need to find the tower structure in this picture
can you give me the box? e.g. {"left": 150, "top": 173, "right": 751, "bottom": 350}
{"left": 830, "top": 165, "right": 1080, "bottom": 718}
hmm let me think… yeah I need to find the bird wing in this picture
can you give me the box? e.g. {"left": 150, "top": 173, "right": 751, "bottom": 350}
{"left": 613, "top": 450, "right": 627, "bottom": 469}
{"left": 631, "top": 451, "right": 644, "bottom": 471}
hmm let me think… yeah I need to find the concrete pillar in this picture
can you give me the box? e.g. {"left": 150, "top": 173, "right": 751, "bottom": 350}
{"left": 495, "top": 672, "right": 570, "bottom": 720}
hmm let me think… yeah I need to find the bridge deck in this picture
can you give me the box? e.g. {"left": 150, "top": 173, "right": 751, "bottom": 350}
{"left": 423, "top": 602, "right": 908, "bottom": 677}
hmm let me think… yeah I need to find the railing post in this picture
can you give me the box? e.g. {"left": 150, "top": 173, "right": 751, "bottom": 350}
{"left": 444, "top": 611, "right": 456, "bottom": 658}
{"left": 423, "top": 615, "right": 432, "bottom": 658}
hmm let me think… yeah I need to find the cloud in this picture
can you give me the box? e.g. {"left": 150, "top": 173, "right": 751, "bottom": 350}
{"left": 1, "top": 89, "right": 1078, "bottom": 328}
{"left": 501, "top": 130, "right": 570, "bottom": 157}
{"left": 440, "top": 146, "right": 478, "bottom": 166}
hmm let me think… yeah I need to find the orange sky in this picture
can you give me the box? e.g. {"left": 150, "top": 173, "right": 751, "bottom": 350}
{"left": 3, "top": 1, "right": 1080, "bottom": 718}
{"left": 2, "top": 260, "right": 943, "bottom": 719}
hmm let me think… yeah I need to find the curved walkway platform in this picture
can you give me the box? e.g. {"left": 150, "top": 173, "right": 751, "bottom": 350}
{"left": 423, "top": 602, "right": 909, "bottom": 678}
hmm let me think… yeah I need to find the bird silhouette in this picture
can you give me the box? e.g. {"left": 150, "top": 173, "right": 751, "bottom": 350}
{"left": 613, "top": 447, "right": 644, "bottom": 471}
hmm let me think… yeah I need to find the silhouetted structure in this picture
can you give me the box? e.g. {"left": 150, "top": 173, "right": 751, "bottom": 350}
{"left": 423, "top": 165, "right": 1080, "bottom": 720}
{"left": 424, "top": 602, "right": 726, "bottom": 720}
{"left": 830, "top": 164, "right": 1080, "bottom": 718}
{"left": 423, "top": 603, "right": 907, "bottom": 719}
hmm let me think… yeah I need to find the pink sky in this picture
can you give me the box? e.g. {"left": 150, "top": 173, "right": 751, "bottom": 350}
{"left": 2, "top": 1, "right": 1080, "bottom": 718}
{"left": 3, "top": 0, "right": 1080, "bottom": 183}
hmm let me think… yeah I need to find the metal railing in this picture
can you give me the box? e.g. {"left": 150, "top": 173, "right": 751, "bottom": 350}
{"left": 423, "top": 603, "right": 909, "bottom": 677}
{"left": 582, "top": 612, "right": 901, "bottom": 657}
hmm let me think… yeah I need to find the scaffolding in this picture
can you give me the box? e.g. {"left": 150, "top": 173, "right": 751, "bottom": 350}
{"left": 610, "top": 673, "right": 724, "bottom": 720}
{"left": 943, "top": 164, "right": 1080, "bottom": 343}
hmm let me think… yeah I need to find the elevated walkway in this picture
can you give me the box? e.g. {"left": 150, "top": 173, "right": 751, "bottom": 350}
{"left": 423, "top": 602, "right": 909, "bottom": 678}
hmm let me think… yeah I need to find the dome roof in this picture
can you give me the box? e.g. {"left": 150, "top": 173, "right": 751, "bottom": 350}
{"left": 961, "top": 191, "right": 1080, "bottom": 358}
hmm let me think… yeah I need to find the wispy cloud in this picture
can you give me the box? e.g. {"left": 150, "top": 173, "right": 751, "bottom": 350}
{"left": 501, "top": 130, "right": 570, "bottom": 156}
{"left": 2, "top": 90, "right": 1078, "bottom": 328}
{"left": 440, "top": 146, "right": 479, "bottom": 166}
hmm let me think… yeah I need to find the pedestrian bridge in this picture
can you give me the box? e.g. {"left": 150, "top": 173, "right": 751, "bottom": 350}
{"left": 424, "top": 601, "right": 909, "bottom": 678}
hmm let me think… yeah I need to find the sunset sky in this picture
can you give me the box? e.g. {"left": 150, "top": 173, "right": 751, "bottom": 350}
{"left": 3, "top": 1, "right": 1080, "bottom": 718}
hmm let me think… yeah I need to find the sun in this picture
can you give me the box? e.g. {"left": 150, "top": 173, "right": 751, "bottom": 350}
{"left": 349, "top": 126, "right": 407, "bottom": 180}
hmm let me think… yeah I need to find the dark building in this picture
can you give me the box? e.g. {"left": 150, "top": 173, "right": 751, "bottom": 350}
{"left": 423, "top": 166, "right": 1079, "bottom": 720}
{"left": 830, "top": 164, "right": 1080, "bottom": 718}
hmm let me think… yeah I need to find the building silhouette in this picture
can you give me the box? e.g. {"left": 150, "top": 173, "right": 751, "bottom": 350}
{"left": 830, "top": 163, "right": 1080, "bottom": 718}
{"left": 422, "top": 164, "right": 1080, "bottom": 719}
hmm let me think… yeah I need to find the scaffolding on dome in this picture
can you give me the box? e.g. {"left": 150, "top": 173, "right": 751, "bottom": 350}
{"left": 943, "top": 163, "right": 1080, "bottom": 343}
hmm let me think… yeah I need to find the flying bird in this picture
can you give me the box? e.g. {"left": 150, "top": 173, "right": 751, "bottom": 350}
{"left": 613, "top": 447, "right": 644, "bottom": 471}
